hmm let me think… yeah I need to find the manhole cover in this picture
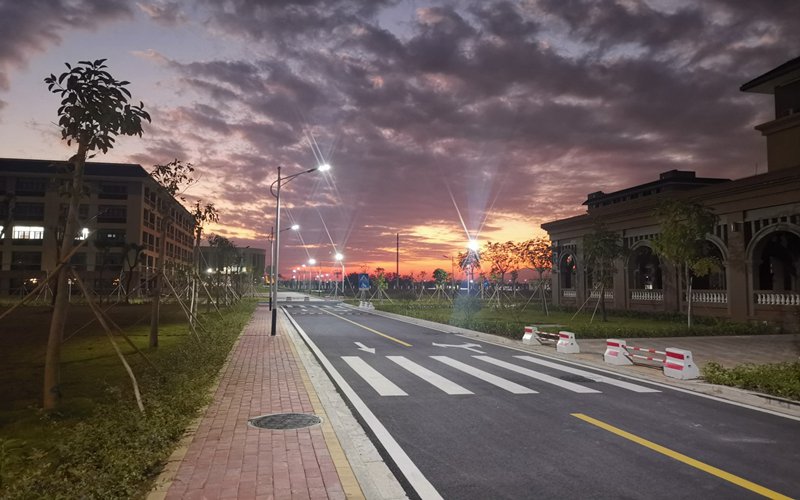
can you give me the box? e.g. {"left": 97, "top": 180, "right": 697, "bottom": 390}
{"left": 559, "top": 375, "right": 595, "bottom": 383}
{"left": 249, "top": 413, "right": 321, "bottom": 430}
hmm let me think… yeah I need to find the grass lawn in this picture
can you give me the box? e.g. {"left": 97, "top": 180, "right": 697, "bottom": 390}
{"left": 372, "top": 297, "right": 777, "bottom": 339}
{"left": 0, "top": 298, "right": 257, "bottom": 499}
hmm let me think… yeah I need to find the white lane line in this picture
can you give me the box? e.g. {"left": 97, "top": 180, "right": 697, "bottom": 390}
{"left": 387, "top": 356, "right": 473, "bottom": 395}
{"left": 514, "top": 356, "right": 661, "bottom": 393}
{"left": 474, "top": 356, "right": 601, "bottom": 394}
{"left": 284, "top": 313, "right": 443, "bottom": 500}
{"left": 342, "top": 357, "right": 408, "bottom": 396}
{"left": 430, "top": 356, "right": 537, "bottom": 394}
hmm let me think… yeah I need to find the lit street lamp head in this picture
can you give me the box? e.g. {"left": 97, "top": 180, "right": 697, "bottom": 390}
{"left": 467, "top": 240, "right": 480, "bottom": 251}
{"left": 335, "top": 253, "right": 344, "bottom": 261}
{"left": 308, "top": 258, "right": 317, "bottom": 265}
{"left": 317, "top": 163, "right": 331, "bottom": 172}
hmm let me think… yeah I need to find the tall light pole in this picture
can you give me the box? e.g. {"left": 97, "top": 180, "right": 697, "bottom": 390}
{"left": 268, "top": 223, "right": 299, "bottom": 310}
{"left": 335, "top": 252, "right": 344, "bottom": 298}
{"left": 270, "top": 163, "right": 330, "bottom": 336}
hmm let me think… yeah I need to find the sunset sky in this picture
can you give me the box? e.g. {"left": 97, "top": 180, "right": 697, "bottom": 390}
{"left": 0, "top": 0, "right": 797, "bottom": 277}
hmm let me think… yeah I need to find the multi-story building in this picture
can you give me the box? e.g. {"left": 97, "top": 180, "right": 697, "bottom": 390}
{"left": 0, "top": 159, "right": 195, "bottom": 297}
{"left": 542, "top": 56, "right": 800, "bottom": 327}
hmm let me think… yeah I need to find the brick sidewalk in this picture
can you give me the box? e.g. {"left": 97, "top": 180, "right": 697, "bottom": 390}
{"left": 150, "top": 304, "right": 362, "bottom": 500}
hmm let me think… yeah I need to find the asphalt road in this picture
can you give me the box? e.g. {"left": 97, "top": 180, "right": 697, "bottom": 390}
{"left": 284, "top": 300, "right": 800, "bottom": 500}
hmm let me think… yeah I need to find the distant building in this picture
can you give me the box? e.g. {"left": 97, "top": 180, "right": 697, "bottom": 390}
{"left": 199, "top": 245, "right": 266, "bottom": 287}
{"left": 542, "top": 56, "right": 800, "bottom": 326}
{"left": 0, "top": 159, "right": 195, "bottom": 297}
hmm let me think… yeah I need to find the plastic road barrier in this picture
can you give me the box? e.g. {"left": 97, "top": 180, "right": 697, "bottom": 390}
{"left": 663, "top": 348, "right": 700, "bottom": 380}
{"left": 603, "top": 339, "right": 699, "bottom": 380}
{"left": 556, "top": 331, "right": 580, "bottom": 354}
{"left": 525, "top": 326, "right": 581, "bottom": 354}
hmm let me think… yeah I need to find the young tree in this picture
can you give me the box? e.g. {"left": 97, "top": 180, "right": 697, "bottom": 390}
{"left": 481, "top": 241, "right": 518, "bottom": 302}
{"left": 42, "top": 59, "right": 150, "bottom": 409}
{"left": 652, "top": 199, "right": 720, "bottom": 329}
{"left": 582, "top": 224, "right": 625, "bottom": 322}
{"left": 519, "top": 238, "right": 553, "bottom": 313}
{"left": 148, "top": 159, "right": 197, "bottom": 347}
{"left": 457, "top": 248, "right": 480, "bottom": 294}
{"left": 191, "top": 201, "right": 219, "bottom": 316}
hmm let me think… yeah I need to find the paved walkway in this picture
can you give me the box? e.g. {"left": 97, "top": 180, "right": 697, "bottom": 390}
{"left": 149, "top": 303, "right": 362, "bottom": 500}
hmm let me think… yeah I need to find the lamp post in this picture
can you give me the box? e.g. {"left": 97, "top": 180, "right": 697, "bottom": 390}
{"left": 335, "top": 252, "right": 344, "bottom": 298}
{"left": 270, "top": 164, "right": 330, "bottom": 336}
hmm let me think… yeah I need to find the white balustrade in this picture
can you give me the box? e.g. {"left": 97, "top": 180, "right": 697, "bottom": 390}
{"left": 589, "top": 290, "right": 614, "bottom": 300}
{"left": 689, "top": 290, "right": 727, "bottom": 304}
{"left": 630, "top": 289, "right": 663, "bottom": 302}
{"left": 754, "top": 291, "right": 800, "bottom": 306}
{"left": 562, "top": 289, "right": 577, "bottom": 298}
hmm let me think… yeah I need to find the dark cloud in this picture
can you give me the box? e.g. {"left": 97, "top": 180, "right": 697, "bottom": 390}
{"left": 0, "top": 0, "right": 131, "bottom": 90}
{"left": 137, "top": 1, "right": 187, "bottom": 26}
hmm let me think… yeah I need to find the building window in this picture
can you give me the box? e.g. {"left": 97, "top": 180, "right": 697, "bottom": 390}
{"left": 76, "top": 228, "right": 90, "bottom": 240}
{"left": 13, "top": 225, "right": 45, "bottom": 240}
{"left": 11, "top": 251, "right": 42, "bottom": 270}
{"left": 14, "top": 178, "right": 47, "bottom": 196}
{"left": 13, "top": 202, "right": 45, "bottom": 221}
{"left": 97, "top": 205, "right": 127, "bottom": 223}
{"left": 97, "top": 229, "right": 126, "bottom": 244}
{"left": 98, "top": 183, "right": 128, "bottom": 200}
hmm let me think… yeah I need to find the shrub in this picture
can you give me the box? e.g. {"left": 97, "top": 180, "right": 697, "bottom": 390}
{"left": 702, "top": 361, "right": 800, "bottom": 401}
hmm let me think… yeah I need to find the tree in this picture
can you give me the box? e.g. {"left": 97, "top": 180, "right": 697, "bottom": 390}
{"left": 148, "top": 159, "right": 197, "bottom": 347}
{"left": 457, "top": 248, "right": 480, "bottom": 293}
{"left": 42, "top": 59, "right": 150, "bottom": 409}
{"left": 480, "top": 241, "right": 517, "bottom": 302}
{"left": 191, "top": 201, "right": 219, "bottom": 317}
{"left": 582, "top": 224, "right": 624, "bottom": 322}
{"left": 652, "top": 199, "right": 720, "bottom": 329}
{"left": 519, "top": 238, "right": 553, "bottom": 313}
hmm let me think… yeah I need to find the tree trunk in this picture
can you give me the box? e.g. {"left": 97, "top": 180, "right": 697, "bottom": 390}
{"left": 44, "top": 146, "right": 87, "bottom": 409}
{"left": 686, "top": 267, "right": 693, "bottom": 330}
{"left": 149, "top": 219, "right": 168, "bottom": 347}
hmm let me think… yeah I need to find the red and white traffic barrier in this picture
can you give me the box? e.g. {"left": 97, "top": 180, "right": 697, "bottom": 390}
{"left": 522, "top": 326, "right": 538, "bottom": 344}
{"left": 603, "top": 339, "right": 633, "bottom": 365}
{"left": 603, "top": 339, "right": 699, "bottom": 380}
{"left": 524, "top": 326, "right": 580, "bottom": 354}
{"left": 663, "top": 348, "right": 699, "bottom": 380}
{"left": 556, "top": 331, "right": 580, "bottom": 354}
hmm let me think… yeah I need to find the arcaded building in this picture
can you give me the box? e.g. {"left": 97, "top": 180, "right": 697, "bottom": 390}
{"left": 541, "top": 57, "right": 800, "bottom": 326}
{"left": 0, "top": 159, "right": 195, "bottom": 297}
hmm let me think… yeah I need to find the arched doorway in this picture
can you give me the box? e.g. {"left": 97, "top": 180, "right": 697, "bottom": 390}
{"left": 628, "top": 245, "right": 662, "bottom": 290}
{"left": 753, "top": 231, "right": 800, "bottom": 292}
{"left": 560, "top": 253, "right": 577, "bottom": 290}
{"left": 692, "top": 240, "right": 726, "bottom": 290}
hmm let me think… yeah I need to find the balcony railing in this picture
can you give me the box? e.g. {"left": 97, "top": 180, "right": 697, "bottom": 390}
{"left": 754, "top": 291, "right": 800, "bottom": 306}
{"left": 562, "top": 289, "right": 576, "bottom": 298}
{"left": 689, "top": 290, "right": 727, "bottom": 304}
{"left": 589, "top": 290, "right": 614, "bottom": 300}
{"left": 630, "top": 289, "right": 663, "bottom": 302}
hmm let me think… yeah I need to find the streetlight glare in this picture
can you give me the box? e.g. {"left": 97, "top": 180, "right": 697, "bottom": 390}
{"left": 467, "top": 240, "right": 480, "bottom": 251}
{"left": 308, "top": 258, "right": 317, "bottom": 265}
{"left": 290, "top": 224, "right": 299, "bottom": 230}
{"left": 317, "top": 163, "right": 331, "bottom": 172}
{"left": 335, "top": 253, "right": 344, "bottom": 261}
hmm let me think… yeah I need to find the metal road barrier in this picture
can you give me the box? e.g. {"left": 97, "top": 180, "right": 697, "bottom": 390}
{"left": 603, "top": 339, "right": 699, "bottom": 380}
{"left": 523, "top": 326, "right": 580, "bottom": 354}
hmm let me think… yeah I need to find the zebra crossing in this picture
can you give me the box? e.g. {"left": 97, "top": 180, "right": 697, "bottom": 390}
{"left": 284, "top": 304, "right": 366, "bottom": 316}
{"left": 341, "top": 354, "right": 661, "bottom": 397}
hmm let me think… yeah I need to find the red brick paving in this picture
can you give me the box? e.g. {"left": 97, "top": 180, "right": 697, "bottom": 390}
{"left": 164, "top": 306, "right": 347, "bottom": 500}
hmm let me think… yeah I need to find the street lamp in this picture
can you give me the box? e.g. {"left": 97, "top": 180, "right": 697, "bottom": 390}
{"left": 268, "top": 224, "right": 299, "bottom": 307}
{"left": 335, "top": 252, "right": 344, "bottom": 298}
{"left": 270, "top": 163, "right": 331, "bottom": 336}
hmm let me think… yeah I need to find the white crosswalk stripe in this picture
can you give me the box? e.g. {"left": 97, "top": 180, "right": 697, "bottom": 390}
{"left": 473, "top": 356, "right": 601, "bottom": 393}
{"left": 342, "top": 356, "right": 407, "bottom": 396}
{"left": 514, "top": 356, "right": 661, "bottom": 393}
{"left": 387, "top": 356, "right": 473, "bottom": 395}
{"left": 430, "top": 356, "right": 537, "bottom": 394}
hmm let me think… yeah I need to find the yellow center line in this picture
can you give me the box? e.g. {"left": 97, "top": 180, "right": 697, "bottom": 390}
{"left": 320, "top": 309, "right": 412, "bottom": 347}
{"left": 571, "top": 413, "right": 791, "bottom": 500}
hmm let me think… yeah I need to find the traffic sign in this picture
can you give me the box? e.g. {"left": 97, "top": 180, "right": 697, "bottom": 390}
{"left": 358, "top": 274, "right": 370, "bottom": 290}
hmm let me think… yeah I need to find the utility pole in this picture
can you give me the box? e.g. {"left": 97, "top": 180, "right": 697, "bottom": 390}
{"left": 396, "top": 233, "right": 400, "bottom": 290}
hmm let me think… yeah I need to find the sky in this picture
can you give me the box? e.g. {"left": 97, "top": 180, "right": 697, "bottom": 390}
{"left": 0, "top": 0, "right": 798, "bottom": 279}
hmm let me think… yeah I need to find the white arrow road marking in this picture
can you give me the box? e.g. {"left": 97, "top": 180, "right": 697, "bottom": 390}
{"left": 387, "top": 356, "right": 473, "bottom": 395}
{"left": 342, "top": 357, "right": 407, "bottom": 396}
{"left": 432, "top": 342, "right": 486, "bottom": 354}
{"left": 354, "top": 342, "right": 376, "bottom": 354}
{"left": 430, "top": 356, "right": 536, "bottom": 394}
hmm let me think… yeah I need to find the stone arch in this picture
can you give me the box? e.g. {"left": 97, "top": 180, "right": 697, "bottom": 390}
{"left": 692, "top": 237, "right": 727, "bottom": 290}
{"left": 627, "top": 241, "right": 662, "bottom": 290}
{"left": 747, "top": 223, "right": 800, "bottom": 292}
